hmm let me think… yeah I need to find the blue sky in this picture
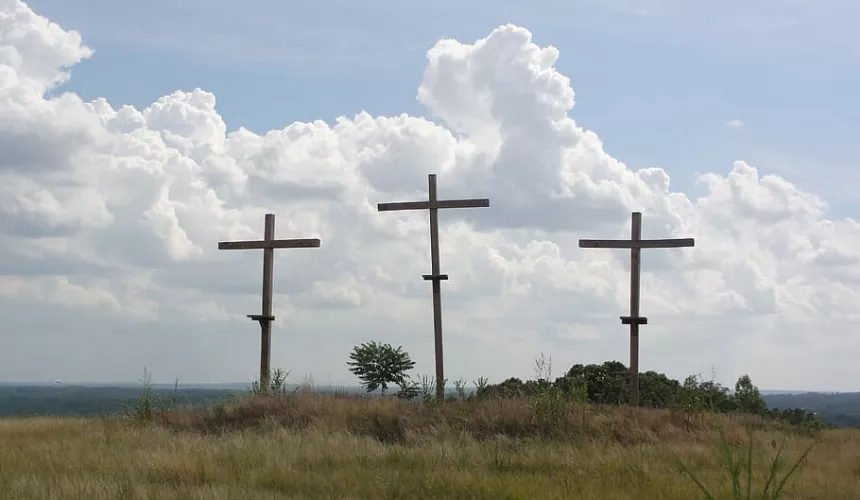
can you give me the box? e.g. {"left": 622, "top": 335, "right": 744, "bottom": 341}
{"left": 28, "top": 0, "right": 860, "bottom": 214}
{"left": 5, "top": 0, "right": 860, "bottom": 390}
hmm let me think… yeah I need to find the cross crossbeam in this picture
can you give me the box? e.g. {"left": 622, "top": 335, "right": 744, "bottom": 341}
{"left": 218, "top": 239, "right": 320, "bottom": 251}
{"left": 578, "top": 238, "right": 694, "bottom": 249}
{"left": 378, "top": 199, "right": 490, "bottom": 212}
{"left": 578, "top": 212, "right": 694, "bottom": 407}
{"left": 377, "top": 173, "right": 490, "bottom": 402}
{"left": 218, "top": 213, "right": 321, "bottom": 394}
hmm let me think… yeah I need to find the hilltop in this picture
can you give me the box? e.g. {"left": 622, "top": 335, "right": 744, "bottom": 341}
{"left": 3, "top": 383, "right": 860, "bottom": 426}
{"left": 1, "top": 360, "right": 858, "bottom": 498}
{"left": 0, "top": 391, "right": 856, "bottom": 499}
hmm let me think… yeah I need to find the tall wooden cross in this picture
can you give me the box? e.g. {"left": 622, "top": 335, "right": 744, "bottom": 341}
{"left": 378, "top": 173, "right": 490, "bottom": 402}
{"left": 579, "top": 211, "right": 694, "bottom": 407}
{"left": 218, "top": 213, "right": 321, "bottom": 394}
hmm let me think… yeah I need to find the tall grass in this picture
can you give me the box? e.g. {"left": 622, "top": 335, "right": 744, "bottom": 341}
{"left": 675, "top": 422, "right": 816, "bottom": 499}
{"left": 1, "top": 384, "right": 852, "bottom": 499}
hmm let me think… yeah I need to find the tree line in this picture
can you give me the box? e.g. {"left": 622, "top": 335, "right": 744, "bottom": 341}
{"left": 347, "top": 342, "right": 828, "bottom": 429}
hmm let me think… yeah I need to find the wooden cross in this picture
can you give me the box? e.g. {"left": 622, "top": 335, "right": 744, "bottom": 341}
{"left": 578, "top": 211, "right": 694, "bottom": 407}
{"left": 378, "top": 173, "right": 490, "bottom": 402}
{"left": 218, "top": 213, "right": 321, "bottom": 394}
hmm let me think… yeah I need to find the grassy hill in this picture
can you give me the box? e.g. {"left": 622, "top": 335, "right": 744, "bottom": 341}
{"left": 3, "top": 384, "right": 860, "bottom": 427}
{"left": 0, "top": 391, "right": 857, "bottom": 499}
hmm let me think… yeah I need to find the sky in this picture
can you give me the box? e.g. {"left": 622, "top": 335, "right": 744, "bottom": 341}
{"left": 1, "top": 0, "right": 858, "bottom": 391}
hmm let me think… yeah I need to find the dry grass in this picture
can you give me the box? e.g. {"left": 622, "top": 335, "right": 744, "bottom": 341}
{"left": 0, "top": 392, "right": 857, "bottom": 499}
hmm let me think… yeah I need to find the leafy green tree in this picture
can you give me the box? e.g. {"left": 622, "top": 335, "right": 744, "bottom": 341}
{"left": 551, "top": 376, "right": 589, "bottom": 403}
{"left": 347, "top": 341, "right": 415, "bottom": 395}
{"left": 564, "top": 361, "right": 629, "bottom": 405}
{"left": 676, "top": 374, "right": 737, "bottom": 413}
{"left": 733, "top": 374, "right": 767, "bottom": 415}
{"left": 639, "top": 370, "right": 681, "bottom": 408}
{"left": 558, "top": 362, "right": 679, "bottom": 407}
{"left": 476, "top": 377, "right": 528, "bottom": 398}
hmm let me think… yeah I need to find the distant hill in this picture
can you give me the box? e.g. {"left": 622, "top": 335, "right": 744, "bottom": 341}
{"left": 763, "top": 392, "right": 860, "bottom": 428}
{"left": 0, "top": 385, "right": 238, "bottom": 417}
{"left": 0, "top": 383, "right": 372, "bottom": 418}
{"left": 0, "top": 382, "right": 251, "bottom": 390}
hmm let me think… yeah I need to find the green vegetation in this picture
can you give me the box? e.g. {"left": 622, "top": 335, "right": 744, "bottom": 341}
{"left": 474, "top": 360, "right": 825, "bottom": 433}
{"left": 249, "top": 367, "right": 291, "bottom": 396}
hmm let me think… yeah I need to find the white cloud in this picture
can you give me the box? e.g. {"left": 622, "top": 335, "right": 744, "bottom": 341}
{"left": 725, "top": 119, "right": 744, "bottom": 128}
{"left": 0, "top": 1, "right": 857, "bottom": 391}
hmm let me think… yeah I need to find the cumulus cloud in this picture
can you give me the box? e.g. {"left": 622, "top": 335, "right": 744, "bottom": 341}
{"left": 0, "top": 1, "right": 856, "bottom": 390}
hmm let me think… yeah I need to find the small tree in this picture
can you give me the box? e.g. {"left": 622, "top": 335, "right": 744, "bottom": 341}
{"left": 347, "top": 341, "right": 415, "bottom": 395}
{"left": 677, "top": 374, "right": 738, "bottom": 413}
{"left": 734, "top": 374, "right": 767, "bottom": 415}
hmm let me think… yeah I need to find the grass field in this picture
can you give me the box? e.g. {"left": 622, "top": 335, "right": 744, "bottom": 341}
{"left": 0, "top": 392, "right": 857, "bottom": 499}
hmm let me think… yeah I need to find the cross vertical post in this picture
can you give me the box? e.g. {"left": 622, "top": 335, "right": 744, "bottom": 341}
{"left": 427, "top": 175, "right": 445, "bottom": 404}
{"left": 628, "top": 212, "right": 642, "bottom": 407}
{"left": 579, "top": 211, "right": 694, "bottom": 406}
{"left": 218, "top": 214, "right": 321, "bottom": 394}
{"left": 260, "top": 214, "right": 275, "bottom": 393}
{"left": 377, "top": 173, "right": 490, "bottom": 402}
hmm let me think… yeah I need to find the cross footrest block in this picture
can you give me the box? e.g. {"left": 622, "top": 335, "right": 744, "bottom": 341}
{"left": 620, "top": 316, "right": 648, "bottom": 325}
{"left": 422, "top": 274, "right": 449, "bottom": 281}
{"left": 247, "top": 314, "right": 276, "bottom": 322}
